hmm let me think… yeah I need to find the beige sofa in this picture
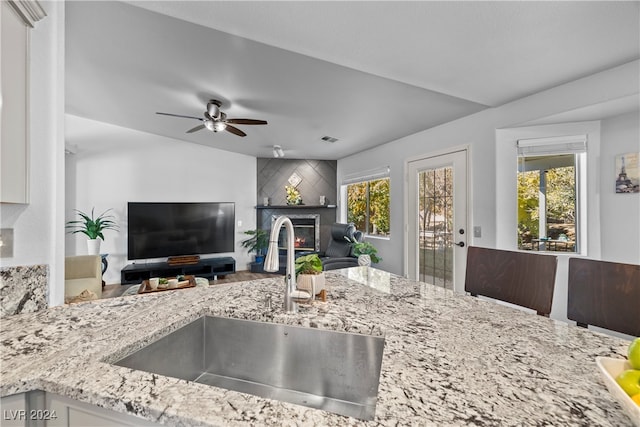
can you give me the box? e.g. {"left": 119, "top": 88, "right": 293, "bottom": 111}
{"left": 65, "top": 255, "right": 102, "bottom": 299}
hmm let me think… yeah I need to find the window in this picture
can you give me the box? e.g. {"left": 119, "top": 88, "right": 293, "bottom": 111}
{"left": 343, "top": 168, "right": 390, "bottom": 237}
{"left": 516, "top": 136, "right": 586, "bottom": 253}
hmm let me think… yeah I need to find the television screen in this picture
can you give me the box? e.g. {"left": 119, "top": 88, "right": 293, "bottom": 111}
{"left": 127, "top": 202, "right": 235, "bottom": 260}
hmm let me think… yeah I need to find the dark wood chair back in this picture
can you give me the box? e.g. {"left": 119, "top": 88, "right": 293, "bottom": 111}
{"left": 568, "top": 258, "right": 640, "bottom": 336}
{"left": 465, "top": 246, "right": 558, "bottom": 316}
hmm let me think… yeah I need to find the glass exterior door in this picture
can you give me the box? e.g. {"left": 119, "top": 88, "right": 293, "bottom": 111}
{"left": 407, "top": 150, "right": 467, "bottom": 293}
{"left": 418, "top": 166, "right": 454, "bottom": 288}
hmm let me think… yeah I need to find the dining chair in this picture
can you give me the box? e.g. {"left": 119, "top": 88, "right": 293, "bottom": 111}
{"left": 567, "top": 257, "right": 640, "bottom": 336}
{"left": 464, "top": 246, "right": 558, "bottom": 316}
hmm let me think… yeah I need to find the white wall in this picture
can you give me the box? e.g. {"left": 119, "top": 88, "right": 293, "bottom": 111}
{"left": 600, "top": 111, "right": 640, "bottom": 264}
{"left": 0, "top": 1, "right": 66, "bottom": 306}
{"left": 65, "top": 115, "right": 257, "bottom": 285}
{"left": 337, "top": 61, "right": 639, "bottom": 281}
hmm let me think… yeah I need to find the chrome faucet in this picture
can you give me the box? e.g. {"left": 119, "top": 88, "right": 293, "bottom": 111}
{"left": 264, "top": 215, "right": 297, "bottom": 313}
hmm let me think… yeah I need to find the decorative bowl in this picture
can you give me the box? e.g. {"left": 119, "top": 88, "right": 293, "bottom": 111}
{"left": 596, "top": 356, "right": 640, "bottom": 426}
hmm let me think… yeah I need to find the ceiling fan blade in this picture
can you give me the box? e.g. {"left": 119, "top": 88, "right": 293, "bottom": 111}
{"left": 225, "top": 125, "right": 246, "bottom": 137}
{"left": 156, "top": 112, "right": 203, "bottom": 121}
{"left": 186, "top": 124, "right": 206, "bottom": 134}
{"left": 226, "top": 118, "right": 268, "bottom": 125}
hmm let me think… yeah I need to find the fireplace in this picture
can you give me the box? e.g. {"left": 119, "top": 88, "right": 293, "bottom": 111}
{"left": 272, "top": 214, "right": 320, "bottom": 253}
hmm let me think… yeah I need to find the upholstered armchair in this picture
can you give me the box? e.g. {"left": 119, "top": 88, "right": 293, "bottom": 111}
{"left": 320, "top": 223, "right": 364, "bottom": 271}
{"left": 65, "top": 255, "right": 102, "bottom": 300}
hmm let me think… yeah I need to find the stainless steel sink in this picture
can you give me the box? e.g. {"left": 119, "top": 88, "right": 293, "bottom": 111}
{"left": 114, "top": 316, "right": 385, "bottom": 420}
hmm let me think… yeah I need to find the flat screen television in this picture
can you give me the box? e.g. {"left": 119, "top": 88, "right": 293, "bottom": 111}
{"left": 127, "top": 202, "right": 235, "bottom": 260}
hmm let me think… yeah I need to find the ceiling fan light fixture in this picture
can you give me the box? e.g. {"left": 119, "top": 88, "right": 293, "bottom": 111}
{"left": 207, "top": 100, "right": 221, "bottom": 119}
{"left": 214, "top": 121, "right": 227, "bottom": 132}
{"left": 204, "top": 120, "right": 215, "bottom": 132}
{"left": 273, "top": 145, "right": 284, "bottom": 158}
{"left": 157, "top": 99, "right": 265, "bottom": 137}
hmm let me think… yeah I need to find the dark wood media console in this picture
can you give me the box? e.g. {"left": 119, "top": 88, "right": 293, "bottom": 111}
{"left": 120, "top": 257, "right": 236, "bottom": 285}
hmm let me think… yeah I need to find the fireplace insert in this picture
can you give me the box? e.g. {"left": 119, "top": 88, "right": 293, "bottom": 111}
{"left": 272, "top": 214, "right": 320, "bottom": 253}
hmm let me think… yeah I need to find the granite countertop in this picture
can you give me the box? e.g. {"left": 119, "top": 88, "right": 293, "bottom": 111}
{"left": 0, "top": 267, "right": 634, "bottom": 426}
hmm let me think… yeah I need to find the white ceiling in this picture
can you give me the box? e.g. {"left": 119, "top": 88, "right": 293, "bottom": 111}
{"left": 65, "top": 1, "right": 640, "bottom": 160}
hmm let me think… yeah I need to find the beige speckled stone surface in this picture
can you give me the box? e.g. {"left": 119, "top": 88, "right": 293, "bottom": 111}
{"left": 0, "top": 267, "right": 634, "bottom": 426}
{"left": 0, "top": 264, "right": 48, "bottom": 318}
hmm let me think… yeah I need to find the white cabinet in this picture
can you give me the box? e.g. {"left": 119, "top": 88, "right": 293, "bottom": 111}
{"left": 1, "top": 0, "right": 29, "bottom": 203}
{"left": 0, "top": 0, "right": 44, "bottom": 204}
{"left": 0, "top": 392, "right": 27, "bottom": 427}
{"left": 46, "top": 393, "right": 158, "bottom": 427}
{"left": 1, "top": 391, "right": 159, "bottom": 427}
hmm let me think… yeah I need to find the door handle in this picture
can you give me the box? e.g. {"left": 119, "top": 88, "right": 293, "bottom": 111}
{"left": 455, "top": 241, "right": 465, "bottom": 247}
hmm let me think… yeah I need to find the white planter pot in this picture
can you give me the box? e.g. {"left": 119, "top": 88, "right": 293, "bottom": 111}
{"left": 358, "top": 254, "right": 372, "bottom": 266}
{"left": 87, "top": 239, "right": 101, "bottom": 255}
{"left": 296, "top": 272, "right": 325, "bottom": 295}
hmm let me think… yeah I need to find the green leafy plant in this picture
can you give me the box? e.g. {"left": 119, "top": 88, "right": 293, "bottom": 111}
{"left": 240, "top": 229, "right": 269, "bottom": 256}
{"left": 66, "top": 208, "right": 118, "bottom": 240}
{"left": 352, "top": 240, "right": 382, "bottom": 264}
{"left": 295, "top": 253, "right": 323, "bottom": 276}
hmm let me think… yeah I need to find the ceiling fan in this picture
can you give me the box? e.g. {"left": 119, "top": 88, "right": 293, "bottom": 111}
{"left": 156, "top": 100, "right": 267, "bottom": 137}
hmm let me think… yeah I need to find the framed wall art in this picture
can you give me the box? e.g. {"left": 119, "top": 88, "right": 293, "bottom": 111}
{"left": 615, "top": 152, "right": 639, "bottom": 193}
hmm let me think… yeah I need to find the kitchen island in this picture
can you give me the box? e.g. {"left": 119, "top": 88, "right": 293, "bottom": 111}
{"left": 0, "top": 267, "right": 634, "bottom": 426}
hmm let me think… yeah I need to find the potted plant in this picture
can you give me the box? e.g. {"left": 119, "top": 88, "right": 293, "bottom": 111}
{"left": 352, "top": 240, "right": 382, "bottom": 266}
{"left": 66, "top": 208, "right": 118, "bottom": 255}
{"left": 294, "top": 253, "right": 325, "bottom": 298}
{"left": 240, "top": 229, "right": 269, "bottom": 263}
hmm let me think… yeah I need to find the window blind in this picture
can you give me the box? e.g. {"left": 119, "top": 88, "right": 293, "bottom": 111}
{"left": 341, "top": 166, "right": 390, "bottom": 185}
{"left": 517, "top": 135, "right": 587, "bottom": 156}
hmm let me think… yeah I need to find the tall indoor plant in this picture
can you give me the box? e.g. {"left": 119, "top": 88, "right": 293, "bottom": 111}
{"left": 240, "top": 229, "right": 269, "bottom": 263}
{"left": 66, "top": 208, "right": 118, "bottom": 255}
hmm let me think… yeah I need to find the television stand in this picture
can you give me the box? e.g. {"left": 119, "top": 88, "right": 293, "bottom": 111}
{"left": 120, "top": 257, "right": 236, "bottom": 285}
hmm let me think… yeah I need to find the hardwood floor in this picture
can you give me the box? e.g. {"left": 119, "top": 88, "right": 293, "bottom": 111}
{"left": 101, "top": 270, "right": 282, "bottom": 299}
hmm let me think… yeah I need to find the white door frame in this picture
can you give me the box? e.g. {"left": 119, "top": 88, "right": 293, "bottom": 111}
{"left": 404, "top": 146, "right": 470, "bottom": 293}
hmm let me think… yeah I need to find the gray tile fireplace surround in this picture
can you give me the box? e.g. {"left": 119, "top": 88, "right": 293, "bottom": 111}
{"left": 257, "top": 158, "right": 337, "bottom": 254}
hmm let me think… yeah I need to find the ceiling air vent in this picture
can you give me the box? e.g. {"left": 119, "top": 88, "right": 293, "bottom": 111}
{"left": 321, "top": 136, "right": 339, "bottom": 143}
